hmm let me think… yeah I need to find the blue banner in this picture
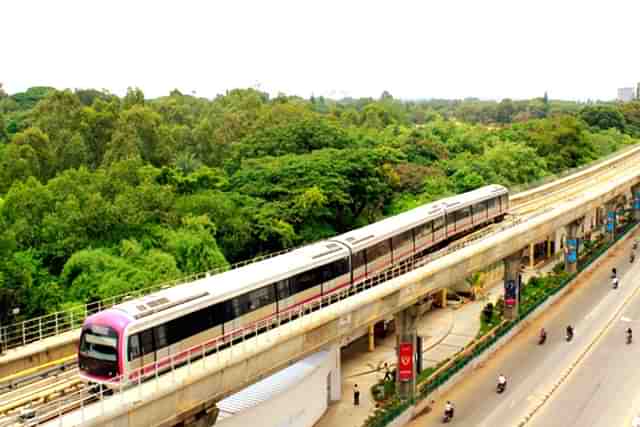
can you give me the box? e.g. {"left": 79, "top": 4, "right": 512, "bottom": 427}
{"left": 566, "top": 238, "right": 577, "bottom": 263}
{"left": 607, "top": 212, "right": 616, "bottom": 232}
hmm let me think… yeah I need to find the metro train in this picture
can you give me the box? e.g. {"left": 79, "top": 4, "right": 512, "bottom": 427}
{"left": 78, "top": 185, "right": 509, "bottom": 385}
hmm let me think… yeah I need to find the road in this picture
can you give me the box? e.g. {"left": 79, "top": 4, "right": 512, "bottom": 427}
{"left": 409, "top": 230, "right": 640, "bottom": 427}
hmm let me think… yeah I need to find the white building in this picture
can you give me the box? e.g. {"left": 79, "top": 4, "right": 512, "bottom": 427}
{"left": 216, "top": 348, "right": 341, "bottom": 427}
{"left": 617, "top": 87, "right": 636, "bottom": 102}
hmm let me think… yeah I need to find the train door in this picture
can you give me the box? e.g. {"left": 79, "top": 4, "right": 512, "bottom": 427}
{"left": 153, "top": 325, "right": 169, "bottom": 362}
{"left": 225, "top": 297, "right": 246, "bottom": 341}
{"left": 433, "top": 217, "right": 445, "bottom": 243}
{"left": 139, "top": 328, "right": 155, "bottom": 372}
{"left": 365, "top": 240, "right": 392, "bottom": 277}
{"left": 276, "top": 279, "right": 295, "bottom": 318}
{"left": 413, "top": 222, "right": 432, "bottom": 253}
{"left": 391, "top": 230, "right": 414, "bottom": 264}
{"left": 446, "top": 213, "right": 456, "bottom": 236}
{"left": 351, "top": 250, "right": 367, "bottom": 284}
{"left": 127, "top": 334, "right": 142, "bottom": 376}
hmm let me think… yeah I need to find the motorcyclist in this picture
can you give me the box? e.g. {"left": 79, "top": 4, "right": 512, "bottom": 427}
{"left": 611, "top": 268, "right": 617, "bottom": 279}
{"left": 444, "top": 401, "right": 454, "bottom": 418}
{"left": 497, "top": 374, "right": 507, "bottom": 391}
{"left": 627, "top": 327, "right": 633, "bottom": 342}
{"left": 539, "top": 328, "right": 547, "bottom": 341}
{"left": 566, "top": 325, "right": 574, "bottom": 340}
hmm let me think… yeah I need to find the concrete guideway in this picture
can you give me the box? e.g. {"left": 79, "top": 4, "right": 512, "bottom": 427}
{"left": 405, "top": 228, "right": 640, "bottom": 427}
{"left": 0, "top": 332, "right": 77, "bottom": 381}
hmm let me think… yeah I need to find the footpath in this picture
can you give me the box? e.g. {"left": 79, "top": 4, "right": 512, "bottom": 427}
{"left": 315, "top": 260, "right": 560, "bottom": 427}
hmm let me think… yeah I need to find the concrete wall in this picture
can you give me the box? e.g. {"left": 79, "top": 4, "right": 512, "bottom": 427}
{"left": 217, "top": 347, "right": 339, "bottom": 427}
{"left": 0, "top": 334, "right": 78, "bottom": 379}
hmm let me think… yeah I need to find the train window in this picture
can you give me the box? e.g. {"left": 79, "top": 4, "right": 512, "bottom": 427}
{"left": 352, "top": 250, "right": 366, "bottom": 271}
{"left": 488, "top": 198, "right": 496, "bottom": 210}
{"left": 446, "top": 213, "right": 455, "bottom": 231}
{"left": 140, "top": 329, "right": 154, "bottom": 355}
{"left": 231, "top": 294, "right": 250, "bottom": 317}
{"left": 318, "top": 263, "right": 334, "bottom": 282}
{"left": 414, "top": 222, "right": 432, "bottom": 242}
{"left": 275, "top": 280, "right": 290, "bottom": 299}
{"left": 392, "top": 230, "right": 414, "bottom": 255}
{"left": 476, "top": 200, "right": 488, "bottom": 217}
{"left": 366, "top": 240, "right": 391, "bottom": 263}
{"left": 291, "top": 267, "right": 321, "bottom": 294}
{"left": 331, "top": 257, "right": 349, "bottom": 278}
{"left": 128, "top": 334, "right": 141, "bottom": 360}
{"left": 248, "top": 286, "right": 276, "bottom": 310}
{"left": 434, "top": 217, "right": 445, "bottom": 234}
{"left": 154, "top": 325, "right": 168, "bottom": 348}
{"left": 210, "top": 302, "right": 232, "bottom": 326}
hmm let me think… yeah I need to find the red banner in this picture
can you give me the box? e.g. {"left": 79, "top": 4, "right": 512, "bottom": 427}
{"left": 398, "top": 343, "right": 413, "bottom": 382}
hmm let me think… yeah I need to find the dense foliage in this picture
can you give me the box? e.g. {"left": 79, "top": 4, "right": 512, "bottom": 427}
{"left": 1, "top": 83, "right": 638, "bottom": 322}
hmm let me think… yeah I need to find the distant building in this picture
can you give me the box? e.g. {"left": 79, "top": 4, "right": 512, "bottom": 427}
{"left": 618, "top": 87, "right": 635, "bottom": 102}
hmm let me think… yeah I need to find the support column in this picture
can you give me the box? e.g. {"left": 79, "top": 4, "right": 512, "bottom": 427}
{"left": 529, "top": 243, "right": 535, "bottom": 268}
{"left": 503, "top": 252, "right": 522, "bottom": 321}
{"left": 546, "top": 236, "right": 551, "bottom": 258}
{"left": 368, "top": 325, "right": 375, "bottom": 352}
{"left": 564, "top": 218, "right": 582, "bottom": 274}
{"left": 395, "top": 306, "right": 419, "bottom": 401}
{"left": 439, "top": 288, "right": 447, "bottom": 308}
{"left": 633, "top": 185, "right": 640, "bottom": 222}
{"left": 606, "top": 201, "right": 617, "bottom": 242}
{"left": 330, "top": 343, "right": 342, "bottom": 401}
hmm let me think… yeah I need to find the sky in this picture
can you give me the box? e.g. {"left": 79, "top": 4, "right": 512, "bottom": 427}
{"left": 2, "top": 0, "right": 639, "bottom": 101}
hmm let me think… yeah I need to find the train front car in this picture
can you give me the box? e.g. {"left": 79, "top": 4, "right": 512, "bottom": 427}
{"left": 78, "top": 309, "right": 131, "bottom": 387}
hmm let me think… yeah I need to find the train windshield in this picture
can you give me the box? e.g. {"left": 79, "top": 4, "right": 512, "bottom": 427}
{"left": 79, "top": 325, "right": 119, "bottom": 377}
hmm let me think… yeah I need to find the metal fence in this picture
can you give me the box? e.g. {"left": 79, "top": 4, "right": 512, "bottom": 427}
{"left": 0, "top": 246, "right": 299, "bottom": 354}
{"left": 510, "top": 143, "right": 640, "bottom": 195}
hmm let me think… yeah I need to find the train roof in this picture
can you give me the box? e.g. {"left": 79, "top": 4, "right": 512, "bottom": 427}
{"left": 330, "top": 201, "right": 444, "bottom": 252}
{"left": 440, "top": 185, "right": 508, "bottom": 211}
{"left": 113, "top": 241, "right": 349, "bottom": 322}
{"left": 330, "top": 185, "right": 508, "bottom": 252}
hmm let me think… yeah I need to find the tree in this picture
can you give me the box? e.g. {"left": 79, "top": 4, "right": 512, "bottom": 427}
{"left": 0, "top": 144, "right": 41, "bottom": 191}
{"left": 482, "top": 141, "right": 548, "bottom": 185}
{"left": 0, "top": 113, "right": 7, "bottom": 142}
{"left": 122, "top": 87, "right": 145, "bottom": 110}
{"left": 158, "top": 215, "right": 229, "bottom": 274}
{"left": 580, "top": 105, "right": 626, "bottom": 132}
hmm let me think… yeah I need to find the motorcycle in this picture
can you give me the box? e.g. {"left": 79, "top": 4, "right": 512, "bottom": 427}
{"left": 538, "top": 332, "right": 547, "bottom": 345}
{"left": 497, "top": 382, "right": 506, "bottom": 394}
{"left": 631, "top": 253, "right": 636, "bottom": 263}
{"left": 628, "top": 333, "right": 633, "bottom": 345}
{"left": 566, "top": 330, "right": 574, "bottom": 342}
{"left": 442, "top": 408, "right": 454, "bottom": 423}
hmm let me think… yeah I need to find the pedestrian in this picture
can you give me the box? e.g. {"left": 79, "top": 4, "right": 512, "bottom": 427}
{"left": 353, "top": 383, "right": 360, "bottom": 406}
{"left": 383, "top": 363, "right": 392, "bottom": 381}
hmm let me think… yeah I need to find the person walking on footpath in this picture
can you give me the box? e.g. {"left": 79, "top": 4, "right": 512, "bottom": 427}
{"left": 383, "top": 363, "right": 393, "bottom": 381}
{"left": 353, "top": 384, "right": 360, "bottom": 406}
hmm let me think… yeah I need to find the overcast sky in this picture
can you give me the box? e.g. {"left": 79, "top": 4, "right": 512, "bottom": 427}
{"left": 2, "top": 0, "right": 639, "bottom": 101}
